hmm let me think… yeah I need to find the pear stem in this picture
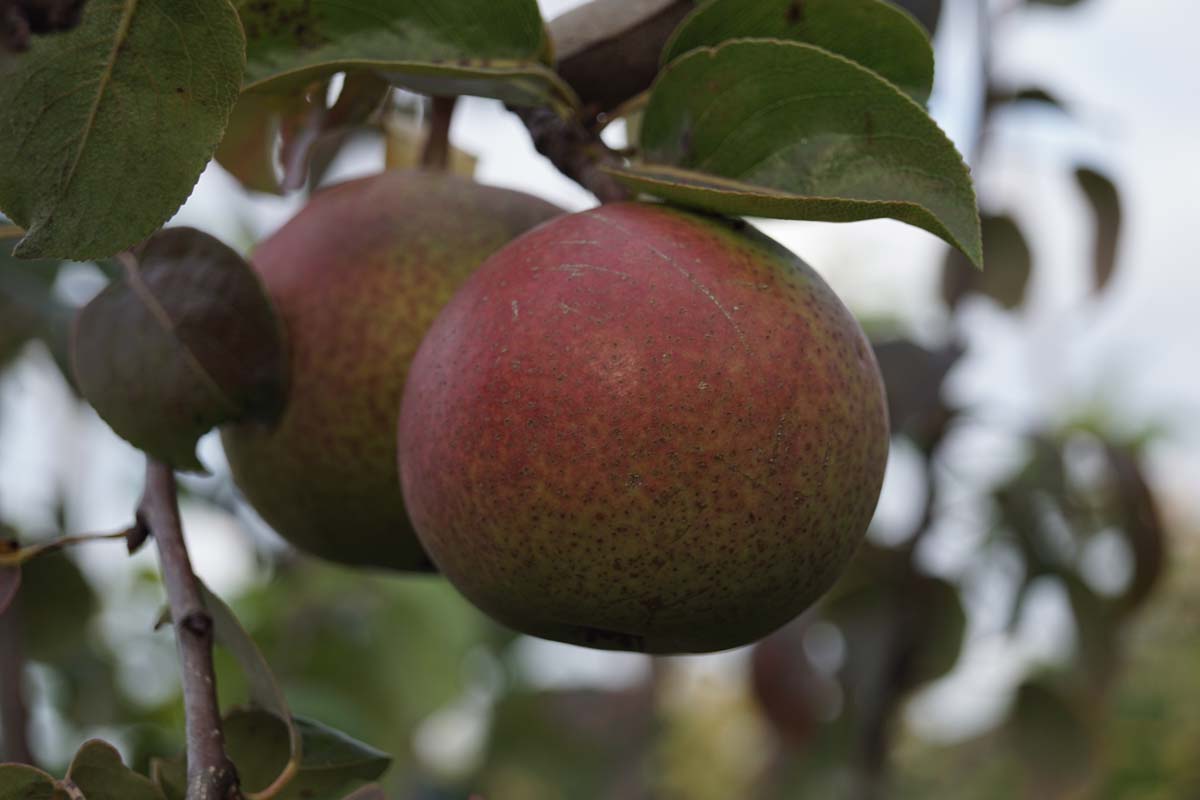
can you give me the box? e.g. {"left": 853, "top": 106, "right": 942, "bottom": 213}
{"left": 421, "top": 96, "right": 457, "bottom": 171}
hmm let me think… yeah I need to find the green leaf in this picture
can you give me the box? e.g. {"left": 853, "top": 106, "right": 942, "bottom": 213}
{"left": 662, "top": 0, "right": 935, "bottom": 103}
{"left": 0, "top": 240, "right": 75, "bottom": 377}
{"left": 0, "top": 764, "right": 66, "bottom": 800}
{"left": 154, "top": 710, "right": 390, "bottom": 800}
{"left": 1076, "top": 167, "right": 1121, "bottom": 293}
{"left": 148, "top": 757, "right": 186, "bottom": 800}
{"left": 200, "top": 583, "right": 303, "bottom": 789}
{"left": 0, "top": 0, "right": 245, "bottom": 260}
{"left": 942, "top": 214, "right": 1031, "bottom": 310}
{"left": 66, "top": 739, "right": 165, "bottom": 800}
{"left": 338, "top": 785, "right": 387, "bottom": 800}
{"left": 236, "top": 0, "right": 575, "bottom": 112}
{"left": 609, "top": 40, "right": 982, "bottom": 265}
{"left": 72, "top": 228, "right": 287, "bottom": 471}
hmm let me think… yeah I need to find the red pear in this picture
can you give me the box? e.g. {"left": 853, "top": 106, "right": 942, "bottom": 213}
{"left": 398, "top": 202, "right": 888, "bottom": 651}
{"left": 222, "top": 171, "right": 563, "bottom": 570}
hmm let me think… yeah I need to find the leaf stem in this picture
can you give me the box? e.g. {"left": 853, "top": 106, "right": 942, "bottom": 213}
{"left": 139, "top": 458, "right": 240, "bottom": 800}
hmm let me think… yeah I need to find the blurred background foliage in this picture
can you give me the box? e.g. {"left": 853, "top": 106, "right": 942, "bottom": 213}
{"left": 2, "top": 0, "right": 1198, "bottom": 797}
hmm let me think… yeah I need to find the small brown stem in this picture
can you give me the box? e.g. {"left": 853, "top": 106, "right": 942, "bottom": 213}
{"left": 512, "top": 106, "right": 630, "bottom": 203}
{"left": 420, "top": 96, "right": 457, "bottom": 171}
{"left": 139, "top": 459, "right": 239, "bottom": 800}
{"left": 0, "top": 591, "right": 33, "bottom": 765}
{"left": 0, "top": 527, "right": 139, "bottom": 568}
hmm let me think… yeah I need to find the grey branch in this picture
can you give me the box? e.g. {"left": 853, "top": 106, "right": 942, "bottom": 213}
{"left": 140, "top": 459, "right": 240, "bottom": 800}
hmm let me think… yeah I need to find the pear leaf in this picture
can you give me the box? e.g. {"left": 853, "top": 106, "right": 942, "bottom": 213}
{"left": 0, "top": 0, "right": 244, "bottom": 260}
{"left": 236, "top": 0, "right": 575, "bottom": 112}
{"left": 662, "top": 0, "right": 934, "bottom": 103}
{"left": 65, "top": 739, "right": 165, "bottom": 800}
{"left": 72, "top": 228, "right": 287, "bottom": 471}
{"left": 608, "top": 40, "right": 982, "bottom": 265}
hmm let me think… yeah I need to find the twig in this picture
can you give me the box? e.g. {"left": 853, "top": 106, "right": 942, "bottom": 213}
{"left": 0, "top": 592, "right": 33, "bottom": 765}
{"left": 139, "top": 459, "right": 239, "bottom": 800}
{"left": 511, "top": 106, "right": 630, "bottom": 203}
{"left": 511, "top": 0, "right": 695, "bottom": 203}
{"left": 420, "top": 96, "right": 457, "bottom": 171}
{"left": 0, "top": 528, "right": 139, "bottom": 568}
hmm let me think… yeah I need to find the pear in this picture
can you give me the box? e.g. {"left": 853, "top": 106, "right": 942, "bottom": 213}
{"left": 222, "top": 170, "right": 563, "bottom": 570}
{"left": 398, "top": 202, "right": 888, "bottom": 651}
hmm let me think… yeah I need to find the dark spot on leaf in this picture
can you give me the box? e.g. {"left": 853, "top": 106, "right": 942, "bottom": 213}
{"left": 786, "top": 0, "right": 806, "bottom": 24}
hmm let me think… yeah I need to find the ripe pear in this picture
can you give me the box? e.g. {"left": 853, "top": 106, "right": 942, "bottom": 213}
{"left": 221, "top": 171, "right": 563, "bottom": 570}
{"left": 397, "top": 202, "right": 889, "bottom": 652}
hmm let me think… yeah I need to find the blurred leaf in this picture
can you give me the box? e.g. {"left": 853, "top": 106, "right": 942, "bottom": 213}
{"left": 149, "top": 757, "right": 186, "bottom": 800}
{"left": 18, "top": 550, "right": 96, "bottom": 663}
{"left": 1104, "top": 444, "right": 1165, "bottom": 614}
{"left": 550, "top": 0, "right": 692, "bottom": 116}
{"left": 72, "top": 228, "right": 288, "bottom": 471}
{"left": 943, "top": 214, "right": 1031, "bottom": 310}
{"left": 0, "top": 241, "right": 73, "bottom": 376}
{"left": 824, "top": 546, "right": 966, "bottom": 692}
{"left": 236, "top": 0, "right": 575, "bottom": 112}
{"left": 153, "top": 710, "right": 390, "bottom": 800}
{"left": 662, "top": 0, "right": 935, "bottom": 103}
{"left": 222, "top": 566, "right": 485, "bottom": 778}
{"left": 1005, "top": 679, "right": 1094, "bottom": 794}
{"left": 296, "top": 73, "right": 393, "bottom": 190}
{"left": 750, "top": 620, "right": 840, "bottom": 746}
{"left": 989, "top": 85, "right": 1067, "bottom": 112}
{"left": 338, "top": 785, "right": 386, "bottom": 800}
{"left": 480, "top": 684, "right": 656, "bottom": 800}
{"left": 278, "top": 73, "right": 392, "bottom": 193}
{"left": 226, "top": 709, "right": 389, "bottom": 799}
{"left": 216, "top": 91, "right": 318, "bottom": 196}
{"left": 891, "top": 0, "right": 942, "bottom": 35}
{"left": 66, "top": 739, "right": 165, "bottom": 800}
{"left": 0, "top": 764, "right": 66, "bottom": 799}
{"left": 1062, "top": 573, "right": 1119, "bottom": 687}
{"left": 609, "top": 40, "right": 982, "bottom": 265}
{"left": 199, "top": 583, "right": 300, "bottom": 765}
{"left": 0, "top": 0, "right": 244, "bottom": 260}
{"left": 1076, "top": 167, "right": 1122, "bottom": 293}
{"left": 871, "top": 338, "right": 961, "bottom": 446}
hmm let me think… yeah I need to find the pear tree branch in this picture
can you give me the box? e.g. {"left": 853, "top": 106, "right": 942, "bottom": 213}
{"left": 139, "top": 459, "right": 240, "bottom": 800}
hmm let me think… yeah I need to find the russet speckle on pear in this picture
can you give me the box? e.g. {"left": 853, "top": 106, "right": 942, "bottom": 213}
{"left": 397, "top": 202, "right": 889, "bottom": 652}
{"left": 221, "top": 170, "right": 564, "bottom": 571}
